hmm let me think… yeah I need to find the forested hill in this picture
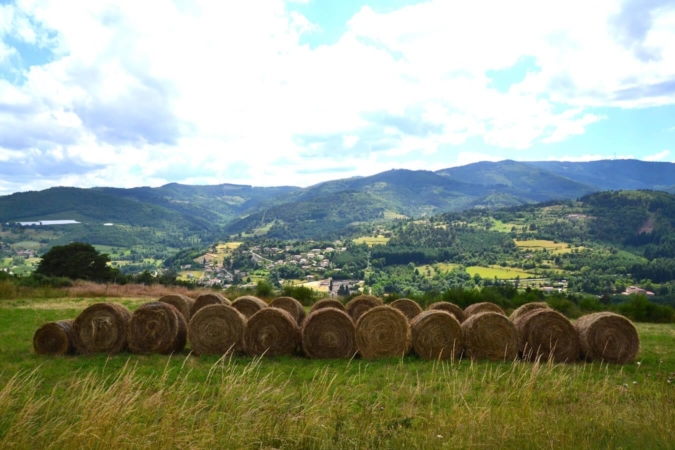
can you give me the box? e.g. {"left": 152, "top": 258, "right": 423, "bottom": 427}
{"left": 225, "top": 191, "right": 394, "bottom": 239}
{"left": 528, "top": 160, "right": 675, "bottom": 191}
{"left": 95, "top": 183, "right": 301, "bottom": 222}
{"left": 0, "top": 187, "right": 211, "bottom": 231}
{"left": 435, "top": 160, "right": 594, "bottom": 201}
{"left": 2, "top": 159, "right": 675, "bottom": 247}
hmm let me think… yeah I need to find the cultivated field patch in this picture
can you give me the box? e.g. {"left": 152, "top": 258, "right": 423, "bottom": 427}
{"left": 466, "top": 266, "right": 535, "bottom": 279}
{"left": 514, "top": 239, "right": 576, "bottom": 254}
{"left": 353, "top": 235, "right": 391, "bottom": 246}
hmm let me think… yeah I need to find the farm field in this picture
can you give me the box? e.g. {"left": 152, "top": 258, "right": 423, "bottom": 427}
{"left": 0, "top": 296, "right": 674, "bottom": 449}
{"left": 466, "top": 265, "right": 535, "bottom": 279}
{"left": 514, "top": 239, "right": 576, "bottom": 254}
{"left": 353, "top": 235, "right": 391, "bottom": 246}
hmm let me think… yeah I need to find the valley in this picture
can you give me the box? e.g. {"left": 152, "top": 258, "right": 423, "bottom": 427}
{"left": 2, "top": 159, "right": 675, "bottom": 312}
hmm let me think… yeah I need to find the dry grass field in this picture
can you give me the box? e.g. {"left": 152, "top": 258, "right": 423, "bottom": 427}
{"left": 0, "top": 295, "right": 674, "bottom": 449}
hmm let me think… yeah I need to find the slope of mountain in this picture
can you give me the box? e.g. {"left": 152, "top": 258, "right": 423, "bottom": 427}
{"left": 226, "top": 191, "right": 397, "bottom": 239}
{"left": 528, "top": 160, "right": 675, "bottom": 191}
{"left": 4, "top": 159, "right": 675, "bottom": 248}
{"left": 287, "top": 169, "right": 495, "bottom": 214}
{"left": 435, "top": 160, "right": 595, "bottom": 201}
{"left": 96, "top": 183, "right": 301, "bottom": 222}
{"left": 0, "top": 187, "right": 211, "bottom": 231}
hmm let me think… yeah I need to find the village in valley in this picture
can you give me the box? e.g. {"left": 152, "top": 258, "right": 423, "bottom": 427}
{"left": 179, "top": 240, "right": 365, "bottom": 298}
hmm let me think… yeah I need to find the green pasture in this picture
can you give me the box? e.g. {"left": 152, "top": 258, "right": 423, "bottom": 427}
{"left": 0, "top": 297, "right": 674, "bottom": 449}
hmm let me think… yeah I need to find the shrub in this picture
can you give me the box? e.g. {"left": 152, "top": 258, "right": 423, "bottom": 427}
{"left": 616, "top": 295, "right": 675, "bottom": 323}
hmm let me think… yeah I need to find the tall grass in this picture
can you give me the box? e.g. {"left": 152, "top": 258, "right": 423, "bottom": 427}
{"left": 1, "top": 357, "right": 673, "bottom": 449}
{"left": 0, "top": 281, "right": 218, "bottom": 301}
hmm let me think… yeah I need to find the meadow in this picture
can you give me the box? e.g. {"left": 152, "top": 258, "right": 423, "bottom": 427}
{"left": 1, "top": 295, "right": 674, "bottom": 449}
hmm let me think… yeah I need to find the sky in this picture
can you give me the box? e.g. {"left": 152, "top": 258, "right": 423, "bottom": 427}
{"left": 0, "top": 0, "right": 674, "bottom": 195}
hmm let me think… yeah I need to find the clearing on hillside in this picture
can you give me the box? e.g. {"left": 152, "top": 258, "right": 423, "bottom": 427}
{"left": 467, "top": 266, "right": 535, "bottom": 279}
{"left": 353, "top": 235, "right": 390, "bottom": 246}
{"left": 514, "top": 239, "right": 576, "bottom": 254}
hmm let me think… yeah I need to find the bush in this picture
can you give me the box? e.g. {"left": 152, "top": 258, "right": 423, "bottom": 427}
{"left": 578, "top": 296, "right": 605, "bottom": 313}
{"left": 616, "top": 295, "right": 675, "bottom": 323}
{"left": 546, "top": 295, "right": 581, "bottom": 318}
{"left": 16, "top": 274, "right": 73, "bottom": 288}
{"left": 281, "top": 285, "right": 317, "bottom": 306}
{"left": 256, "top": 280, "right": 273, "bottom": 298}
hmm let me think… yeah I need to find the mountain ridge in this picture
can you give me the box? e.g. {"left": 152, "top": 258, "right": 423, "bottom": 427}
{"left": 3, "top": 159, "right": 675, "bottom": 245}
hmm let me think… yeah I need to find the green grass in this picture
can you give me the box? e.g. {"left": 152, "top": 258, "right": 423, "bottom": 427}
{"left": 467, "top": 265, "right": 535, "bottom": 279}
{"left": 1, "top": 297, "right": 674, "bottom": 448}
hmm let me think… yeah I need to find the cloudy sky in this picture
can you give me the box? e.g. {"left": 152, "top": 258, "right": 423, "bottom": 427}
{"left": 0, "top": 0, "right": 674, "bottom": 195}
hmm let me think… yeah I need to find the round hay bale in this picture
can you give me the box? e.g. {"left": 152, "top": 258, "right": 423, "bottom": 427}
{"left": 72, "top": 303, "right": 131, "bottom": 355}
{"left": 189, "top": 304, "right": 246, "bottom": 356}
{"left": 411, "top": 311, "right": 462, "bottom": 360}
{"left": 464, "top": 302, "right": 505, "bottom": 318}
{"left": 514, "top": 309, "right": 580, "bottom": 363}
{"left": 310, "top": 298, "right": 346, "bottom": 313}
{"left": 428, "top": 302, "right": 466, "bottom": 323}
{"left": 461, "top": 312, "right": 519, "bottom": 361}
{"left": 159, "top": 294, "right": 195, "bottom": 322}
{"left": 244, "top": 307, "right": 301, "bottom": 357}
{"left": 269, "top": 296, "right": 306, "bottom": 325}
{"left": 33, "top": 320, "right": 75, "bottom": 355}
{"left": 302, "top": 307, "right": 356, "bottom": 359}
{"left": 192, "top": 293, "right": 231, "bottom": 317}
{"left": 390, "top": 298, "right": 423, "bottom": 321}
{"left": 231, "top": 296, "right": 267, "bottom": 319}
{"left": 345, "top": 295, "right": 382, "bottom": 322}
{"left": 509, "top": 302, "right": 551, "bottom": 322}
{"left": 355, "top": 306, "right": 411, "bottom": 359}
{"left": 128, "top": 302, "right": 187, "bottom": 354}
{"left": 574, "top": 312, "right": 639, "bottom": 364}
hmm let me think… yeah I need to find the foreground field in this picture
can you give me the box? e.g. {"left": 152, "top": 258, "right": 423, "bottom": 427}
{"left": 1, "top": 297, "right": 674, "bottom": 449}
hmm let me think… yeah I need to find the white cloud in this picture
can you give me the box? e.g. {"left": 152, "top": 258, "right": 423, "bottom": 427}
{"left": 0, "top": 0, "right": 673, "bottom": 194}
{"left": 643, "top": 149, "right": 670, "bottom": 161}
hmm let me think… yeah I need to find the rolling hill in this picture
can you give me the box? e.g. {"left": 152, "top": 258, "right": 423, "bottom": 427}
{"left": 527, "top": 160, "right": 675, "bottom": 191}
{"left": 95, "top": 183, "right": 301, "bottom": 222}
{"left": 2, "top": 159, "right": 675, "bottom": 246}
{"left": 435, "top": 160, "right": 595, "bottom": 201}
{"left": 225, "top": 191, "right": 394, "bottom": 239}
{"left": 0, "top": 187, "right": 211, "bottom": 231}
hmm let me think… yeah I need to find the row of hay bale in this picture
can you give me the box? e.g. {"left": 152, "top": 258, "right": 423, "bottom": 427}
{"left": 33, "top": 295, "right": 640, "bottom": 364}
